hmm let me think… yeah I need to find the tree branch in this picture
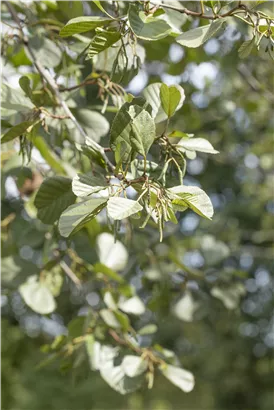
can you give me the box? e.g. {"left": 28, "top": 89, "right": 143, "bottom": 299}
{"left": 4, "top": 1, "right": 115, "bottom": 172}
{"left": 59, "top": 79, "right": 97, "bottom": 93}
{"left": 153, "top": 2, "right": 246, "bottom": 20}
{"left": 60, "top": 261, "right": 82, "bottom": 288}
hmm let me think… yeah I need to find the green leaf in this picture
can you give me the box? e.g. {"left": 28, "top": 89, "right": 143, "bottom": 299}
{"left": 74, "top": 109, "right": 110, "bottom": 143}
{"left": 168, "top": 131, "right": 194, "bottom": 139}
{"left": 19, "top": 76, "right": 32, "bottom": 99}
{"left": 19, "top": 275, "right": 56, "bottom": 314}
{"left": 93, "top": 40, "right": 145, "bottom": 75}
{"left": 100, "top": 309, "right": 121, "bottom": 328}
{"left": 86, "top": 28, "right": 121, "bottom": 59}
{"left": 110, "top": 98, "right": 152, "bottom": 163}
{"left": 160, "top": 84, "right": 181, "bottom": 118}
{"left": 160, "top": 364, "right": 195, "bottom": 393}
{"left": 56, "top": 0, "right": 84, "bottom": 19}
{"left": 176, "top": 137, "right": 219, "bottom": 155}
{"left": 109, "top": 106, "right": 132, "bottom": 163}
{"left": 96, "top": 233, "right": 128, "bottom": 271}
{"left": 1, "top": 119, "right": 12, "bottom": 130}
{"left": 94, "top": 263, "right": 124, "bottom": 283}
{"left": 114, "top": 310, "right": 130, "bottom": 331}
{"left": 162, "top": 8, "right": 187, "bottom": 35}
{"left": 203, "top": 18, "right": 227, "bottom": 43}
{"left": 176, "top": 19, "right": 226, "bottom": 49}
{"left": 1, "top": 257, "right": 21, "bottom": 283}
{"left": 121, "top": 355, "right": 148, "bottom": 378}
{"left": 211, "top": 283, "right": 246, "bottom": 309}
{"left": 42, "top": 267, "right": 63, "bottom": 297}
{"left": 87, "top": 341, "right": 118, "bottom": 371}
{"left": 104, "top": 291, "right": 118, "bottom": 310}
{"left": 131, "top": 159, "right": 159, "bottom": 178}
{"left": 258, "top": 19, "right": 274, "bottom": 36}
{"left": 34, "top": 176, "right": 76, "bottom": 224}
{"left": 68, "top": 317, "right": 86, "bottom": 339}
{"left": 143, "top": 83, "right": 185, "bottom": 123}
{"left": 118, "top": 296, "right": 146, "bottom": 315}
{"left": 28, "top": 37, "right": 62, "bottom": 68}
{"left": 85, "top": 335, "right": 97, "bottom": 369}
{"left": 58, "top": 197, "right": 107, "bottom": 237}
{"left": 72, "top": 173, "right": 107, "bottom": 197}
{"left": 168, "top": 185, "right": 214, "bottom": 220}
{"left": 60, "top": 16, "right": 112, "bottom": 37}
{"left": 107, "top": 197, "right": 143, "bottom": 220}
{"left": 176, "top": 25, "right": 210, "bottom": 48}
{"left": 173, "top": 292, "right": 198, "bottom": 322}
{"left": 1, "top": 120, "right": 35, "bottom": 144}
{"left": 138, "top": 324, "right": 158, "bottom": 335}
{"left": 220, "top": 0, "right": 234, "bottom": 7}
{"left": 238, "top": 37, "right": 256, "bottom": 59}
{"left": 78, "top": 136, "right": 109, "bottom": 168}
{"left": 86, "top": 342, "right": 143, "bottom": 394}
{"left": 130, "top": 108, "right": 155, "bottom": 157}
{"left": 204, "top": 1, "right": 221, "bottom": 10}
{"left": 100, "top": 365, "right": 143, "bottom": 394}
{"left": 128, "top": 5, "right": 172, "bottom": 41}
{"left": 2, "top": 83, "right": 34, "bottom": 113}
{"left": 93, "top": 1, "right": 116, "bottom": 19}
{"left": 153, "top": 0, "right": 182, "bottom": 9}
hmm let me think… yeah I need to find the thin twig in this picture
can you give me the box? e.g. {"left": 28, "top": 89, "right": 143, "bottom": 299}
{"left": 60, "top": 260, "right": 82, "bottom": 288}
{"left": 153, "top": 2, "right": 245, "bottom": 20}
{"left": 59, "top": 79, "right": 97, "bottom": 92}
{"left": 5, "top": 1, "right": 115, "bottom": 172}
{"left": 108, "top": 329, "right": 142, "bottom": 354}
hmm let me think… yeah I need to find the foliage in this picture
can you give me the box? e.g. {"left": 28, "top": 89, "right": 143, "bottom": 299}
{"left": 1, "top": 1, "right": 273, "bottom": 408}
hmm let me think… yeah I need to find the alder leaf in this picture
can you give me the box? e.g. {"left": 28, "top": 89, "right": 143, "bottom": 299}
{"left": 2, "top": 83, "right": 34, "bottom": 113}
{"left": 121, "top": 355, "right": 148, "bottom": 378}
{"left": 176, "top": 25, "right": 210, "bottom": 48}
{"left": 173, "top": 292, "right": 199, "bottom": 322}
{"left": 169, "top": 185, "right": 214, "bottom": 220}
{"left": 86, "top": 28, "right": 121, "bottom": 59}
{"left": 19, "top": 275, "right": 56, "bottom": 315}
{"left": 1, "top": 120, "right": 36, "bottom": 144}
{"left": 72, "top": 173, "right": 107, "bottom": 197}
{"left": 118, "top": 296, "right": 146, "bottom": 315}
{"left": 107, "top": 197, "right": 143, "bottom": 220}
{"left": 93, "top": 1, "right": 116, "bottom": 19}
{"left": 176, "top": 137, "right": 219, "bottom": 155}
{"left": 96, "top": 233, "right": 128, "bottom": 271}
{"left": 58, "top": 197, "right": 107, "bottom": 237}
{"left": 128, "top": 5, "right": 172, "bottom": 41}
{"left": 34, "top": 176, "right": 76, "bottom": 224}
{"left": 160, "top": 364, "right": 195, "bottom": 393}
{"left": 129, "top": 108, "right": 155, "bottom": 157}
{"left": 176, "top": 19, "right": 226, "bottom": 48}
{"left": 238, "top": 37, "right": 256, "bottom": 59}
{"left": 110, "top": 98, "right": 152, "bottom": 163}
{"left": 160, "top": 84, "right": 182, "bottom": 118}
{"left": 143, "top": 83, "right": 185, "bottom": 123}
{"left": 60, "top": 16, "right": 112, "bottom": 37}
